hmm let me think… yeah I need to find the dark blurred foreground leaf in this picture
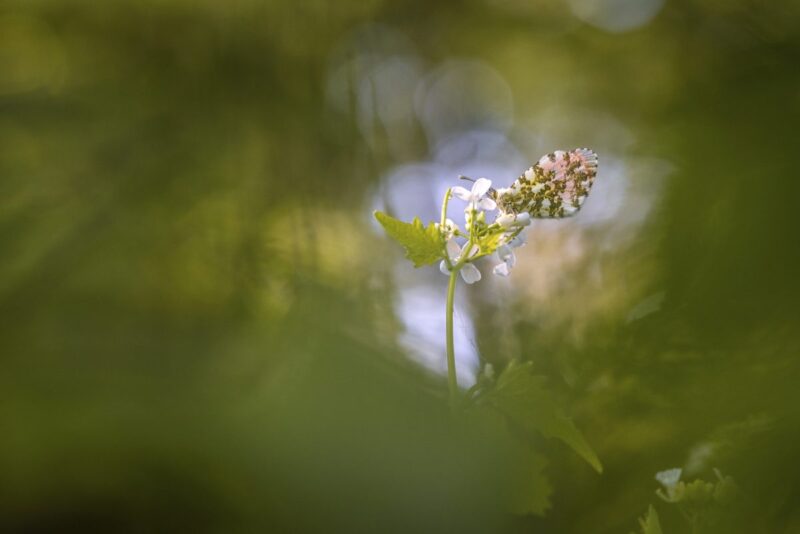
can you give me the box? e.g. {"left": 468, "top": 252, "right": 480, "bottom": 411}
{"left": 506, "top": 441, "right": 552, "bottom": 515}
{"left": 463, "top": 406, "right": 552, "bottom": 516}
{"left": 635, "top": 505, "right": 663, "bottom": 534}
{"left": 483, "top": 361, "right": 603, "bottom": 473}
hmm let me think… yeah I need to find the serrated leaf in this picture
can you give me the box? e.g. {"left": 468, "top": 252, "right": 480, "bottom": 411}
{"left": 508, "top": 447, "right": 552, "bottom": 516}
{"left": 374, "top": 211, "right": 445, "bottom": 268}
{"left": 637, "top": 505, "right": 663, "bottom": 534}
{"left": 485, "top": 361, "right": 603, "bottom": 473}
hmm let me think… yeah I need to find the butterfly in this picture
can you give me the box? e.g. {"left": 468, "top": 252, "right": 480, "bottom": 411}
{"left": 491, "top": 148, "right": 598, "bottom": 218}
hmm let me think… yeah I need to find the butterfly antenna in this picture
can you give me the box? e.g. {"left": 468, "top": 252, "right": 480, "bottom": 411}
{"left": 458, "top": 175, "right": 476, "bottom": 183}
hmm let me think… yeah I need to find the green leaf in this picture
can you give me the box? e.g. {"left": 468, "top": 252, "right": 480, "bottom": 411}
{"left": 485, "top": 361, "right": 603, "bottom": 473}
{"left": 464, "top": 405, "right": 552, "bottom": 516}
{"left": 637, "top": 505, "right": 663, "bottom": 534}
{"left": 508, "top": 447, "right": 552, "bottom": 516}
{"left": 373, "top": 211, "right": 445, "bottom": 268}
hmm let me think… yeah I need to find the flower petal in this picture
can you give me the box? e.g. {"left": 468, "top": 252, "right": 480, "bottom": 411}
{"left": 451, "top": 186, "right": 472, "bottom": 201}
{"left": 478, "top": 197, "right": 497, "bottom": 211}
{"left": 439, "top": 260, "right": 450, "bottom": 275}
{"left": 471, "top": 178, "right": 492, "bottom": 198}
{"left": 460, "top": 263, "right": 482, "bottom": 284}
{"left": 496, "top": 212, "right": 516, "bottom": 228}
{"left": 506, "top": 250, "right": 516, "bottom": 268}
{"left": 496, "top": 244, "right": 513, "bottom": 262}
{"left": 493, "top": 263, "right": 510, "bottom": 277}
{"left": 515, "top": 212, "right": 531, "bottom": 226}
{"left": 445, "top": 239, "right": 461, "bottom": 261}
{"left": 509, "top": 231, "right": 527, "bottom": 248}
{"left": 655, "top": 468, "right": 682, "bottom": 489}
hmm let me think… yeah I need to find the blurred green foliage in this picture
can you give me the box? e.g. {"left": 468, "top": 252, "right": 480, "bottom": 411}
{"left": 1, "top": 0, "right": 799, "bottom": 532}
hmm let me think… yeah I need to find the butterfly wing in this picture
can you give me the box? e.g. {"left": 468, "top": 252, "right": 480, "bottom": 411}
{"left": 495, "top": 148, "right": 598, "bottom": 218}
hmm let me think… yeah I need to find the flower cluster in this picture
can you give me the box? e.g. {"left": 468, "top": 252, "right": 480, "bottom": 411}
{"left": 438, "top": 177, "right": 531, "bottom": 283}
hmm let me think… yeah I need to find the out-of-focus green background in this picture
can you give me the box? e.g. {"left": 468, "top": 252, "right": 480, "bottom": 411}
{"left": 1, "top": 0, "right": 799, "bottom": 532}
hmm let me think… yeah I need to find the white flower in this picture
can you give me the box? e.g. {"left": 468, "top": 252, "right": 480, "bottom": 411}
{"left": 492, "top": 244, "right": 516, "bottom": 277}
{"left": 655, "top": 468, "right": 683, "bottom": 502}
{"left": 517, "top": 212, "right": 532, "bottom": 226}
{"left": 495, "top": 211, "right": 531, "bottom": 229}
{"left": 495, "top": 212, "right": 516, "bottom": 228}
{"left": 459, "top": 262, "right": 481, "bottom": 284}
{"left": 507, "top": 231, "right": 527, "bottom": 248}
{"left": 492, "top": 230, "right": 527, "bottom": 277}
{"left": 655, "top": 468, "right": 682, "bottom": 490}
{"left": 451, "top": 178, "right": 496, "bottom": 211}
{"left": 439, "top": 239, "right": 482, "bottom": 284}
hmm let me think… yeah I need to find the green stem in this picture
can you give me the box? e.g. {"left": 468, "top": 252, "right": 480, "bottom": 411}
{"left": 690, "top": 512, "right": 700, "bottom": 534}
{"left": 440, "top": 188, "right": 451, "bottom": 228}
{"left": 444, "top": 233, "right": 476, "bottom": 409}
{"left": 446, "top": 268, "right": 459, "bottom": 408}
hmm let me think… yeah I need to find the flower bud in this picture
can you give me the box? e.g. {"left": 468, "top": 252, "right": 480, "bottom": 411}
{"left": 515, "top": 212, "right": 531, "bottom": 226}
{"left": 496, "top": 212, "right": 516, "bottom": 228}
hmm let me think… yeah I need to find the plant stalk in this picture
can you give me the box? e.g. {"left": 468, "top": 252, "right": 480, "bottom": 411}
{"left": 440, "top": 188, "right": 451, "bottom": 228}
{"left": 446, "top": 268, "right": 459, "bottom": 408}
